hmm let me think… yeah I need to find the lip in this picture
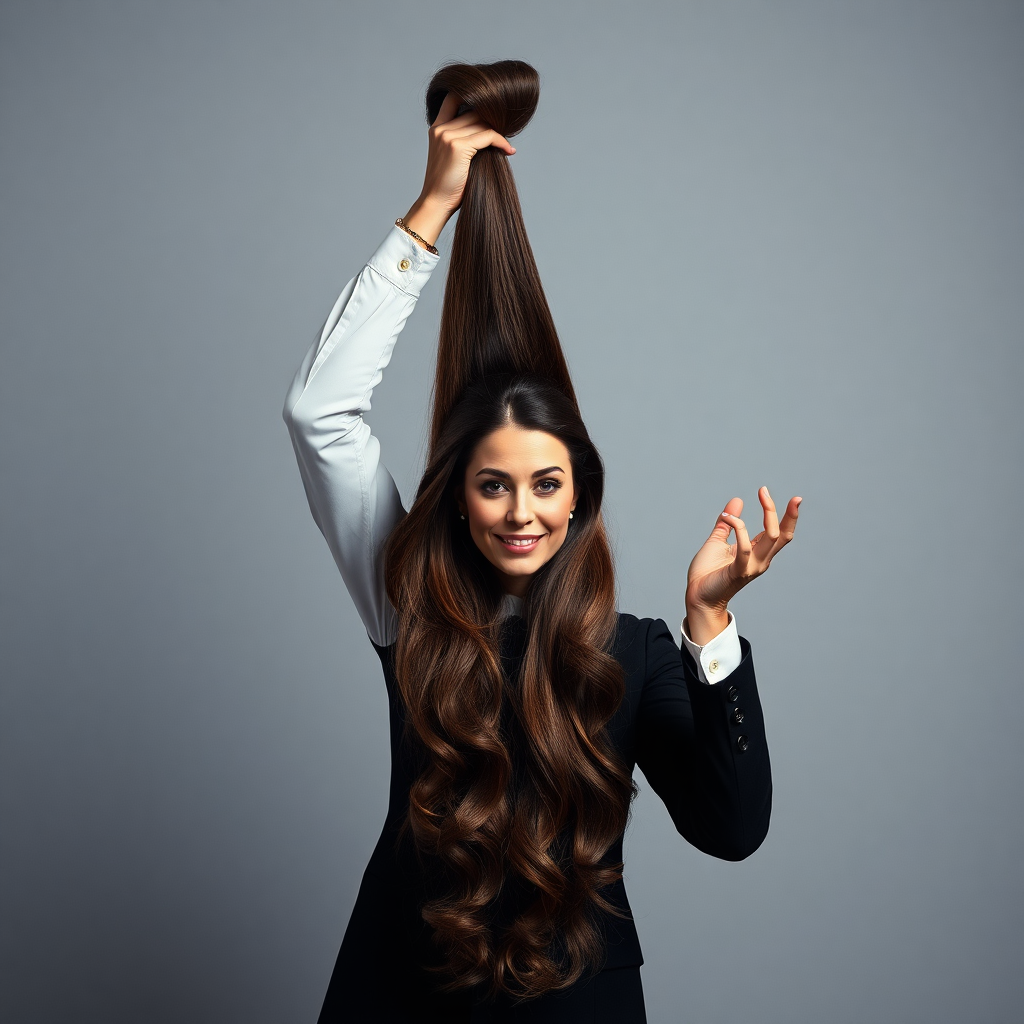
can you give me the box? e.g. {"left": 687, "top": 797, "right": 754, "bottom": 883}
{"left": 495, "top": 534, "right": 544, "bottom": 554}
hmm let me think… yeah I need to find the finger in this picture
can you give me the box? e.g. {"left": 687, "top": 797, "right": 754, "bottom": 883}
{"left": 430, "top": 114, "right": 487, "bottom": 145}
{"left": 758, "top": 486, "right": 780, "bottom": 543}
{"left": 721, "top": 512, "right": 752, "bottom": 574}
{"left": 710, "top": 497, "right": 744, "bottom": 542}
{"left": 777, "top": 496, "right": 802, "bottom": 544}
{"left": 459, "top": 126, "right": 516, "bottom": 155}
{"left": 441, "top": 119, "right": 498, "bottom": 140}
{"left": 431, "top": 91, "right": 464, "bottom": 127}
{"left": 751, "top": 493, "right": 801, "bottom": 567}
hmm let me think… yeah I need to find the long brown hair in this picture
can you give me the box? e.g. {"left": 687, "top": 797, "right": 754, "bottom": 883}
{"left": 383, "top": 60, "right": 635, "bottom": 1002}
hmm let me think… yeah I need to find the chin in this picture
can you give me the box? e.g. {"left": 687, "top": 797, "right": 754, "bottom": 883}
{"left": 498, "top": 560, "right": 540, "bottom": 574}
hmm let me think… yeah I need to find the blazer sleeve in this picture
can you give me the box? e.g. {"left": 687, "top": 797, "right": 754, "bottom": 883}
{"left": 281, "top": 224, "right": 441, "bottom": 646}
{"left": 634, "top": 617, "right": 772, "bottom": 861}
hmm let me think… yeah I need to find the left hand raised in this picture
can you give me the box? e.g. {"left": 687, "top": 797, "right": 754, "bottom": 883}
{"left": 684, "top": 487, "right": 802, "bottom": 643}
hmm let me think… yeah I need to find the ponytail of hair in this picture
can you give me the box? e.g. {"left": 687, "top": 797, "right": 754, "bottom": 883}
{"left": 426, "top": 59, "right": 577, "bottom": 456}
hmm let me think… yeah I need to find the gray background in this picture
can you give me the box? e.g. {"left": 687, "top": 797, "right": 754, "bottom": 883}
{"left": 2, "top": 1, "right": 1021, "bottom": 1021}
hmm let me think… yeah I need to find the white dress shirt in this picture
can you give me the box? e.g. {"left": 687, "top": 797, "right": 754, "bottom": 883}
{"left": 283, "top": 223, "right": 743, "bottom": 684}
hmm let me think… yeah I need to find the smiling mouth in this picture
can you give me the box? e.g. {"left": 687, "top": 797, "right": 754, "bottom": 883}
{"left": 496, "top": 534, "right": 544, "bottom": 553}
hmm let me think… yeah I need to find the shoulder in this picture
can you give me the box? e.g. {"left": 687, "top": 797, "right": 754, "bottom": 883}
{"left": 369, "top": 633, "right": 396, "bottom": 665}
{"left": 612, "top": 612, "right": 679, "bottom": 672}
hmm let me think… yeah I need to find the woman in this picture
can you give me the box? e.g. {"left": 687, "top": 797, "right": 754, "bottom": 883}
{"left": 283, "top": 60, "right": 801, "bottom": 1024}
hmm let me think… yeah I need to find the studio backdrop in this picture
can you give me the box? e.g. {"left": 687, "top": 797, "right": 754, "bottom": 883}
{"left": 2, "top": 2, "right": 1022, "bottom": 1022}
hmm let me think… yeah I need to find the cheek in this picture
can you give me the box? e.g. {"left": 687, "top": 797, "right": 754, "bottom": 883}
{"left": 547, "top": 492, "right": 574, "bottom": 525}
{"left": 466, "top": 496, "right": 504, "bottom": 541}
{"left": 466, "top": 493, "right": 494, "bottom": 524}
{"left": 541, "top": 496, "right": 574, "bottom": 543}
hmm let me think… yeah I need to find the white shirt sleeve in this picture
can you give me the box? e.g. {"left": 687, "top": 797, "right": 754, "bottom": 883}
{"left": 680, "top": 611, "right": 742, "bottom": 684}
{"left": 282, "top": 223, "right": 440, "bottom": 646}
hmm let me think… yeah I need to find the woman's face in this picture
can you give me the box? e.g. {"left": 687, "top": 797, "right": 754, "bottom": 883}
{"left": 457, "top": 425, "right": 578, "bottom": 598}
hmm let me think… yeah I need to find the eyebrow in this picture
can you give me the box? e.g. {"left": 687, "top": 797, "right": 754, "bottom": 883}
{"left": 475, "top": 466, "right": 565, "bottom": 479}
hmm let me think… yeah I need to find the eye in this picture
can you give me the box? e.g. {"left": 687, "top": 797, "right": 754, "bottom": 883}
{"left": 480, "top": 480, "right": 507, "bottom": 495}
{"left": 536, "top": 479, "right": 562, "bottom": 494}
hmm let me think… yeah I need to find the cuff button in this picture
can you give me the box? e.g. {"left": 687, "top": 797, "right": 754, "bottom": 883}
{"left": 731, "top": 708, "right": 745, "bottom": 725}
{"left": 727, "top": 685, "right": 739, "bottom": 702}
{"left": 398, "top": 258, "right": 411, "bottom": 271}
{"left": 707, "top": 658, "right": 720, "bottom": 675}
{"left": 736, "top": 734, "right": 749, "bottom": 752}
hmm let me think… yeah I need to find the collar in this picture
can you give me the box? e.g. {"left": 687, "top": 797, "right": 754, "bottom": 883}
{"left": 499, "top": 592, "right": 525, "bottom": 619}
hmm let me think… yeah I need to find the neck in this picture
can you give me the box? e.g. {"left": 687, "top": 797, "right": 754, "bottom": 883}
{"left": 495, "top": 568, "right": 531, "bottom": 601}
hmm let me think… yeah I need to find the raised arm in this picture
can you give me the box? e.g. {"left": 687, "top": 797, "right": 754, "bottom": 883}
{"left": 635, "top": 618, "right": 772, "bottom": 861}
{"left": 282, "top": 226, "right": 440, "bottom": 645}
{"left": 282, "top": 92, "right": 516, "bottom": 647}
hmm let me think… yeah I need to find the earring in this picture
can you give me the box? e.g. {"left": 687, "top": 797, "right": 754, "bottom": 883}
{"left": 569, "top": 512, "right": 574, "bottom": 519}
{"left": 460, "top": 513, "right": 466, "bottom": 520}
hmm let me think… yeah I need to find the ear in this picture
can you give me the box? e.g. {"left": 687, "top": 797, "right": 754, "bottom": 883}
{"left": 455, "top": 484, "right": 466, "bottom": 516}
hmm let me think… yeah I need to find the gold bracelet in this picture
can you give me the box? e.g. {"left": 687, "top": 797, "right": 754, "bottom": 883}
{"left": 395, "top": 217, "right": 439, "bottom": 256}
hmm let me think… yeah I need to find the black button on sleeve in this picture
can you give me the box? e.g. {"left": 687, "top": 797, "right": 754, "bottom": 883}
{"left": 731, "top": 708, "right": 745, "bottom": 725}
{"left": 727, "top": 685, "right": 739, "bottom": 702}
{"left": 736, "top": 734, "right": 749, "bottom": 752}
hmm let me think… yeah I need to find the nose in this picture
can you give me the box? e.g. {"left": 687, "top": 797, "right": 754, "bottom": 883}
{"left": 506, "top": 488, "right": 534, "bottom": 527}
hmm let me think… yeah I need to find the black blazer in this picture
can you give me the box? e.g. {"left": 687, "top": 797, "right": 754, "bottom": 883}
{"left": 317, "top": 612, "right": 771, "bottom": 1023}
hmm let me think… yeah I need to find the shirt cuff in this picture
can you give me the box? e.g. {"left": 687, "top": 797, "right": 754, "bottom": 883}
{"left": 365, "top": 222, "right": 441, "bottom": 299}
{"left": 680, "top": 611, "right": 741, "bottom": 685}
